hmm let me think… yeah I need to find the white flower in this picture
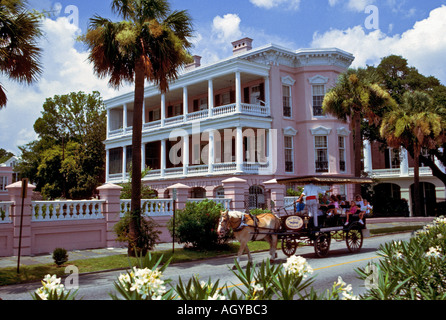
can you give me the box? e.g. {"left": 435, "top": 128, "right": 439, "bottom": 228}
{"left": 252, "top": 283, "right": 264, "bottom": 293}
{"left": 283, "top": 256, "right": 313, "bottom": 278}
{"left": 208, "top": 293, "right": 226, "bottom": 300}
{"left": 426, "top": 246, "right": 442, "bottom": 258}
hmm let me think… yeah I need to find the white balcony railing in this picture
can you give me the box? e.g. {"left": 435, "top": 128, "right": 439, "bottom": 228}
{"left": 109, "top": 103, "right": 270, "bottom": 138}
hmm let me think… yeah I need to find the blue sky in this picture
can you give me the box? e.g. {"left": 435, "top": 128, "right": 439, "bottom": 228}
{"left": 1, "top": 0, "right": 446, "bottom": 155}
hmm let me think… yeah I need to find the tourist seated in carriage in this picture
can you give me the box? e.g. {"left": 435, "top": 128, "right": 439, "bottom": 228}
{"left": 327, "top": 195, "right": 340, "bottom": 217}
{"left": 294, "top": 198, "right": 306, "bottom": 214}
{"left": 360, "top": 198, "right": 373, "bottom": 219}
{"left": 344, "top": 200, "right": 362, "bottom": 226}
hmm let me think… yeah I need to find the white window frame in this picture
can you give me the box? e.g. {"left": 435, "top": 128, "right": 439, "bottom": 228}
{"left": 309, "top": 75, "right": 329, "bottom": 118}
{"left": 281, "top": 76, "right": 295, "bottom": 118}
{"left": 0, "top": 176, "right": 7, "bottom": 191}
{"left": 338, "top": 136, "right": 346, "bottom": 173}
{"left": 282, "top": 85, "right": 292, "bottom": 118}
{"left": 314, "top": 135, "right": 329, "bottom": 173}
{"left": 284, "top": 135, "right": 294, "bottom": 173}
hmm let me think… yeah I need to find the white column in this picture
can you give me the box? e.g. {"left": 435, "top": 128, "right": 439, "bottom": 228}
{"left": 363, "top": 140, "right": 373, "bottom": 174}
{"left": 236, "top": 127, "right": 243, "bottom": 173}
{"left": 400, "top": 147, "right": 409, "bottom": 176}
{"left": 183, "top": 134, "right": 189, "bottom": 176}
{"left": 106, "top": 109, "right": 111, "bottom": 139}
{"left": 123, "top": 104, "right": 128, "bottom": 131}
{"left": 183, "top": 87, "right": 189, "bottom": 120}
{"left": 122, "top": 146, "right": 127, "bottom": 182}
{"left": 105, "top": 149, "right": 110, "bottom": 182}
{"left": 235, "top": 71, "right": 242, "bottom": 113}
{"left": 142, "top": 99, "right": 146, "bottom": 127}
{"left": 264, "top": 76, "right": 270, "bottom": 113}
{"left": 161, "top": 139, "right": 166, "bottom": 178}
{"left": 208, "top": 130, "right": 215, "bottom": 174}
{"left": 161, "top": 94, "right": 166, "bottom": 127}
{"left": 141, "top": 143, "right": 146, "bottom": 171}
{"left": 208, "top": 79, "right": 214, "bottom": 116}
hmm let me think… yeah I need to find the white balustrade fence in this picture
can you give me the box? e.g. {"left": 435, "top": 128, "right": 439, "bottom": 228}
{"left": 0, "top": 202, "right": 13, "bottom": 223}
{"left": 32, "top": 200, "right": 105, "bottom": 222}
{"left": 120, "top": 199, "right": 174, "bottom": 217}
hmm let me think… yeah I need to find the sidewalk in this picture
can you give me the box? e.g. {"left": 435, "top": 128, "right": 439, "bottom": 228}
{"left": 0, "top": 217, "right": 435, "bottom": 269}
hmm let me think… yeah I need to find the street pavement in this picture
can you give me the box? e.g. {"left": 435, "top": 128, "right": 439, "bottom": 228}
{"left": 0, "top": 217, "right": 435, "bottom": 270}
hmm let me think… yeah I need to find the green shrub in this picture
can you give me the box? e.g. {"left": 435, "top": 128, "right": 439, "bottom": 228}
{"left": 168, "top": 200, "right": 229, "bottom": 250}
{"left": 249, "top": 208, "right": 271, "bottom": 216}
{"left": 114, "top": 212, "right": 161, "bottom": 254}
{"left": 52, "top": 248, "right": 69, "bottom": 266}
{"left": 357, "top": 216, "right": 446, "bottom": 300}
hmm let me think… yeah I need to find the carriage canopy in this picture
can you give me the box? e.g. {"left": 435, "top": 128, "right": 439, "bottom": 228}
{"left": 276, "top": 175, "right": 374, "bottom": 186}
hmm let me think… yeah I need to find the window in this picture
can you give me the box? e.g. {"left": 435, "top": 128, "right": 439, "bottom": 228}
{"left": 384, "top": 148, "right": 400, "bottom": 169}
{"left": 283, "top": 85, "right": 292, "bottom": 117}
{"left": 339, "top": 136, "right": 346, "bottom": 172}
{"left": 125, "top": 146, "right": 132, "bottom": 173}
{"left": 244, "top": 84, "right": 265, "bottom": 106}
{"left": 284, "top": 136, "right": 294, "bottom": 173}
{"left": 109, "top": 148, "right": 123, "bottom": 175}
{"left": 215, "top": 186, "right": 225, "bottom": 199}
{"left": 0, "top": 176, "right": 7, "bottom": 191}
{"left": 315, "top": 136, "right": 328, "bottom": 173}
{"left": 312, "top": 85, "right": 325, "bottom": 116}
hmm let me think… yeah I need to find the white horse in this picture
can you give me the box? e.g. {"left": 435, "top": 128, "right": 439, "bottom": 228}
{"left": 217, "top": 211, "right": 281, "bottom": 266}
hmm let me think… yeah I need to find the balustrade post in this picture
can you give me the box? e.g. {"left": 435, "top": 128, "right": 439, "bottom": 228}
{"left": 97, "top": 183, "right": 123, "bottom": 248}
{"left": 167, "top": 183, "right": 190, "bottom": 211}
{"left": 7, "top": 181, "right": 36, "bottom": 257}
{"left": 222, "top": 177, "right": 247, "bottom": 211}
{"left": 263, "top": 179, "right": 285, "bottom": 212}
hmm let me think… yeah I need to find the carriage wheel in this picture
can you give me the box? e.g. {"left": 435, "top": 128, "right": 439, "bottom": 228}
{"left": 314, "top": 233, "right": 331, "bottom": 258}
{"left": 346, "top": 226, "right": 363, "bottom": 253}
{"left": 282, "top": 237, "right": 298, "bottom": 257}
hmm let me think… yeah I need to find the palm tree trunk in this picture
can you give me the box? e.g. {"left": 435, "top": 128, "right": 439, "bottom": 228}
{"left": 413, "top": 148, "right": 422, "bottom": 217}
{"left": 353, "top": 110, "right": 362, "bottom": 195}
{"left": 129, "top": 55, "right": 145, "bottom": 256}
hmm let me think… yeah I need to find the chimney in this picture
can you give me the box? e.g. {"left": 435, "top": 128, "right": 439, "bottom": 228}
{"left": 232, "top": 37, "right": 253, "bottom": 55}
{"left": 185, "top": 55, "right": 202, "bottom": 71}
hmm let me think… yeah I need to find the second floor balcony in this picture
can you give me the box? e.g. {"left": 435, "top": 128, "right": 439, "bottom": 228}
{"left": 106, "top": 60, "right": 272, "bottom": 140}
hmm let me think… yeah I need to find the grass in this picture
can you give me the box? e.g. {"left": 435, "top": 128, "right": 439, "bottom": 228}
{"left": 0, "top": 241, "right": 272, "bottom": 287}
{"left": 0, "top": 224, "right": 428, "bottom": 287}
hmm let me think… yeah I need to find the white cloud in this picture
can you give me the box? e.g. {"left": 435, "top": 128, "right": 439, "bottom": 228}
{"left": 312, "top": 5, "right": 446, "bottom": 85}
{"left": 0, "top": 17, "right": 131, "bottom": 154}
{"left": 212, "top": 14, "right": 242, "bottom": 43}
{"left": 250, "top": 0, "right": 301, "bottom": 10}
{"left": 328, "top": 0, "right": 376, "bottom": 12}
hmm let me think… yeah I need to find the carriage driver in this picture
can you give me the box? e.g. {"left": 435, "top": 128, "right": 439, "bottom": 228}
{"left": 297, "top": 184, "right": 333, "bottom": 227}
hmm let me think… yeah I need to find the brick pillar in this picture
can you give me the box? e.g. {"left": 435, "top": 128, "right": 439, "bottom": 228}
{"left": 264, "top": 179, "right": 286, "bottom": 211}
{"left": 167, "top": 183, "right": 190, "bottom": 210}
{"left": 7, "top": 181, "right": 36, "bottom": 257}
{"left": 222, "top": 177, "right": 247, "bottom": 212}
{"left": 97, "top": 183, "right": 123, "bottom": 248}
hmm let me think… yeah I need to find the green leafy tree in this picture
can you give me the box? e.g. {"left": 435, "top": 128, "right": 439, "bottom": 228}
{"left": 323, "top": 68, "right": 397, "bottom": 193}
{"left": 15, "top": 91, "right": 106, "bottom": 199}
{"left": 380, "top": 91, "right": 446, "bottom": 216}
{"left": 0, "top": 148, "right": 14, "bottom": 163}
{"left": 0, "top": 0, "right": 42, "bottom": 108}
{"left": 83, "top": 0, "right": 193, "bottom": 255}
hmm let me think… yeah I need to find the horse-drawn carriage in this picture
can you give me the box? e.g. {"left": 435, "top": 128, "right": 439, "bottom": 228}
{"left": 273, "top": 175, "right": 373, "bottom": 258}
{"left": 217, "top": 175, "right": 373, "bottom": 264}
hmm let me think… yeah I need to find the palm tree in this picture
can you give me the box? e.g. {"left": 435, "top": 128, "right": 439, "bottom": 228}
{"left": 0, "top": 0, "right": 42, "bottom": 108}
{"left": 83, "top": 0, "right": 193, "bottom": 254}
{"left": 323, "top": 68, "right": 397, "bottom": 194}
{"left": 380, "top": 91, "right": 446, "bottom": 216}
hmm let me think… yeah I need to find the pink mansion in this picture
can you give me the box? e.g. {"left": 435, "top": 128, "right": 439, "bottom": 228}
{"left": 103, "top": 38, "right": 356, "bottom": 208}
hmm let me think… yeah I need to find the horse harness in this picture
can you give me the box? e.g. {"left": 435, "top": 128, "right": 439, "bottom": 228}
{"left": 232, "top": 213, "right": 274, "bottom": 241}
